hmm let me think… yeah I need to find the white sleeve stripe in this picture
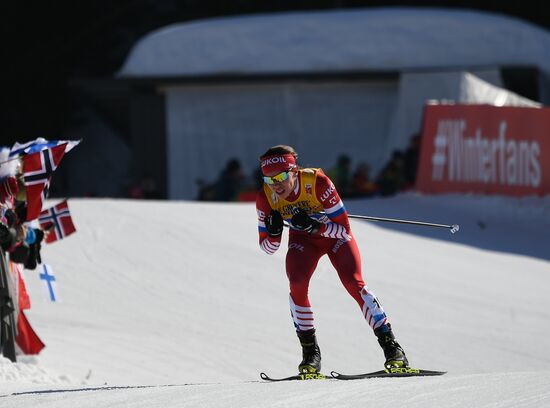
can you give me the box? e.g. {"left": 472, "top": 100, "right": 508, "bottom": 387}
{"left": 265, "top": 243, "right": 279, "bottom": 252}
{"left": 260, "top": 244, "right": 273, "bottom": 254}
{"left": 325, "top": 200, "right": 344, "bottom": 214}
{"left": 261, "top": 238, "right": 280, "bottom": 254}
{"left": 320, "top": 222, "right": 350, "bottom": 240}
{"left": 262, "top": 240, "right": 279, "bottom": 250}
{"left": 265, "top": 240, "right": 280, "bottom": 251}
{"left": 261, "top": 246, "right": 276, "bottom": 255}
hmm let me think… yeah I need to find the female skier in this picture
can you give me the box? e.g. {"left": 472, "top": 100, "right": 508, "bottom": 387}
{"left": 255, "top": 145, "right": 408, "bottom": 373}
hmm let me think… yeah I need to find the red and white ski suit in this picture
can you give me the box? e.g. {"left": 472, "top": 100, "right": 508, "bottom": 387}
{"left": 256, "top": 168, "right": 388, "bottom": 332}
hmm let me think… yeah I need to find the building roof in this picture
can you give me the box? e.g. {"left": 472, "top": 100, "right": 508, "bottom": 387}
{"left": 118, "top": 7, "right": 550, "bottom": 77}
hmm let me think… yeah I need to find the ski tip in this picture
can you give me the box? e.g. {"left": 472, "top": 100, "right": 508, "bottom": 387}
{"left": 260, "top": 372, "right": 328, "bottom": 381}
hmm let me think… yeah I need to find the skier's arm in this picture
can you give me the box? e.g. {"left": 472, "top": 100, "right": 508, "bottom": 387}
{"left": 315, "top": 171, "right": 351, "bottom": 240}
{"left": 256, "top": 191, "right": 281, "bottom": 255}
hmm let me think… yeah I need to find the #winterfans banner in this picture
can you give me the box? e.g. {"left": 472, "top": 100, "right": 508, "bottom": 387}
{"left": 416, "top": 104, "right": 550, "bottom": 196}
{"left": 38, "top": 200, "right": 77, "bottom": 243}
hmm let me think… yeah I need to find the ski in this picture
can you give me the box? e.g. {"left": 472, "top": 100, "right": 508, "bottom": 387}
{"left": 331, "top": 367, "right": 446, "bottom": 380}
{"left": 260, "top": 372, "right": 328, "bottom": 382}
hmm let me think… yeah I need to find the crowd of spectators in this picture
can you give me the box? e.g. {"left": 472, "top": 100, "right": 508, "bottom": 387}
{"left": 0, "top": 151, "right": 47, "bottom": 361}
{"left": 325, "top": 133, "right": 421, "bottom": 198}
{"left": 1, "top": 139, "right": 79, "bottom": 360}
{"left": 196, "top": 158, "right": 259, "bottom": 202}
{"left": 196, "top": 134, "right": 421, "bottom": 202}
{"left": 0, "top": 158, "right": 46, "bottom": 271}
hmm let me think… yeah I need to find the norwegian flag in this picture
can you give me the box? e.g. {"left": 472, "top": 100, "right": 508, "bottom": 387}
{"left": 38, "top": 200, "right": 76, "bottom": 243}
{"left": 23, "top": 143, "right": 69, "bottom": 221}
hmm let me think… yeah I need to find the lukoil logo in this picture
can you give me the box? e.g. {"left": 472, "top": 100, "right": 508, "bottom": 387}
{"left": 320, "top": 183, "right": 335, "bottom": 202}
{"left": 431, "top": 119, "right": 541, "bottom": 187}
{"left": 261, "top": 156, "right": 287, "bottom": 167}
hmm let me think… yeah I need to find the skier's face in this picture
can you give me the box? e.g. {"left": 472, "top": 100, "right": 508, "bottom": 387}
{"left": 265, "top": 169, "right": 297, "bottom": 200}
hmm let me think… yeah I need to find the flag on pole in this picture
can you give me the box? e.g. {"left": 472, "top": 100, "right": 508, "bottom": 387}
{"left": 38, "top": 200, "right": 77, "bottom": 243}
{"left": 23, "top": 143, "right": 69, "bottom": 221}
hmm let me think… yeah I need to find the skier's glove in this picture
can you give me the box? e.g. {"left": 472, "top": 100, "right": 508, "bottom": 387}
{"left": 265, "top": 210, "right": 284, "bottom": 237}
{"left": 291, "top": 209, "right": 320, "bottom": 234}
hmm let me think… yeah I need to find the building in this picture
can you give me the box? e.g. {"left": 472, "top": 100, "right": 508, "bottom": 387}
{"left": 70, "top": 7, "right": 549, "bottom": 199}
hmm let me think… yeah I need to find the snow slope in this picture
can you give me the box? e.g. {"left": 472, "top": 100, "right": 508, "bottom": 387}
{"left": 1, "top": 193, "right": 549, "bottom": 407}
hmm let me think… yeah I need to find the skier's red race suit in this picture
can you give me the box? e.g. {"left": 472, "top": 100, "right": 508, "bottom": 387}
{"left": 256, "top": 168, "right": 388, "bottom": 332}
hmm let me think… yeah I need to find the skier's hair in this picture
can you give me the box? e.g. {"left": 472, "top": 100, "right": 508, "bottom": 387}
{"left": 259, "top": 145, "right": 298, "bottom": 161}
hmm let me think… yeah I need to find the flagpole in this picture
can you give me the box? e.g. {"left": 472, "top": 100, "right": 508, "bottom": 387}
{"left": 0, "top": 138, "right": 83, "bottom": 167}
{"left": 0, "top": 155, "right": 23, "bottom": 167}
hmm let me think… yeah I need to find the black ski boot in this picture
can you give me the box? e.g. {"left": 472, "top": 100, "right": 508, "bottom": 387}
{"left": 297, "top": 329, "right": 322, "bottom": 373}
{"left": 374, "top": 324, "right": 409, "bottom": 369}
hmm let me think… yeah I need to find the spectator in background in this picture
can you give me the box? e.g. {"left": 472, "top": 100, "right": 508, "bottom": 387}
{"left": 376, "top": 150, "right": 408, "bottom": 197}
{"left": 213, "top": 158, "right": 247, "bottom": 201}
{"left": 403, "top": 133, "right": 421, "bottom": 186}
{"left": 328, "top": 154, "right": 352, "bottom": 198}
{"left": 197, "top": 158, "right": 249, "bottom": 201}
{"left": 0, "top": 190, "right": 45, "bottom": 271}
{"left": 351, "top": 163, "right": 377, "bottom": 197}
{"left": 8, "top": 223, "right": 45, "bottom": 270}
{"left": 253, "top": 167, "right": 264, "bottom": 191}
{"left": 129, "top": 175, "right": 161, "bottom": 199}
{"left": 196, "top": 178, "right": 216, "bottom": 201}
{"left": 0, "top": 207, "right": 18, "bottom": 251}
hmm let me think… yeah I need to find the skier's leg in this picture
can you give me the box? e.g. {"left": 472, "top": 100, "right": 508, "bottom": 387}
{"left": 327, "top": 238, "right": 389, "bottom": 328}
{"left": 328, "top": 237, "right": 408, "bottom": 368}
{"left": 286, "top": 237, "right": 322, "bottom": 331}
{"left": 286, "top": 235, "right": 323, "bottom": 372}
{"left": 326, "top": 237, "right": 367, "bottom": 310}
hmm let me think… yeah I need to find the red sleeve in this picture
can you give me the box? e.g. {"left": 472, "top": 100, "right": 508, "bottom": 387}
{"left": 256, "top": 189, "right": 281, "bottom": 255}
{"left": 315, "top": 170, "right": 350, "bottom": 230}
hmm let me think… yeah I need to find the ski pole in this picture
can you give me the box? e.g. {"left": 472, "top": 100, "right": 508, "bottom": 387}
{"left": 284, "top": 213, "right": 459, "bottom": 234}
{"left": 346, "top": 213, "right": 460, "bottom": 234}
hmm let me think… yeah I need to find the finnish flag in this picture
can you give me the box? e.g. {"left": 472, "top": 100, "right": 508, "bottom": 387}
{"left": 39, "top": 264, "right": 59, "bottom": 302}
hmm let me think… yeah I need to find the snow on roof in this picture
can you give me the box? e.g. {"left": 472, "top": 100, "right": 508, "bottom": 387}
{"left": 118, "top": 7, "right": 550, "bottom": 77}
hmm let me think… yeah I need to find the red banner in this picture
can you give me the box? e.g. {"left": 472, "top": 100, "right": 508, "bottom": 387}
{"left": 416, "top": 104, "right": 550, "bottom": 196}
